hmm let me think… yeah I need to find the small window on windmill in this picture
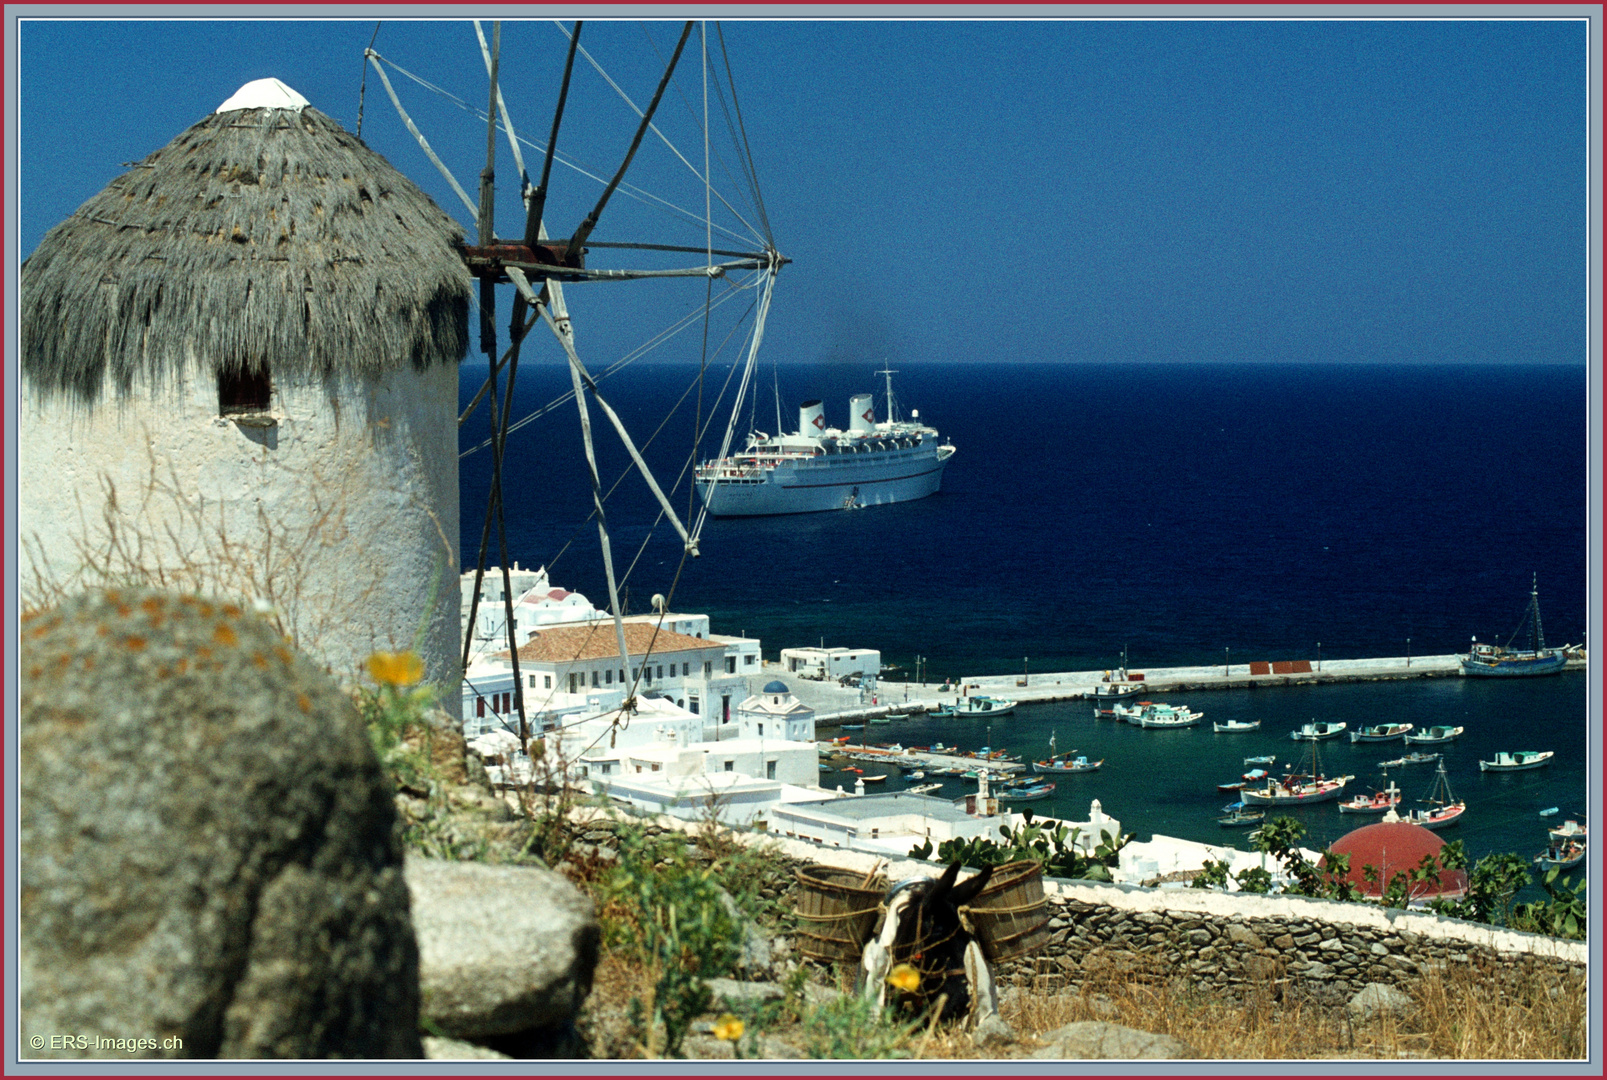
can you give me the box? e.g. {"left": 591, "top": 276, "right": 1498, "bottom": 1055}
{"left": 218, "top": 364, "right": 273, "bottom": 423}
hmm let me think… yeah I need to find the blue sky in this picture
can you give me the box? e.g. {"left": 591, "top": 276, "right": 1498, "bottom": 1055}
{"left": 13, "top": 15, "right": 1590, "bottom": 369}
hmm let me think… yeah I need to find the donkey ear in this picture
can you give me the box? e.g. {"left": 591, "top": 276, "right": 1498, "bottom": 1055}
{"left": 927, "top": 860, "right": 963, "bottom": 904}
{"left": 948, "top": 863, "right": 995, "bottom": 908}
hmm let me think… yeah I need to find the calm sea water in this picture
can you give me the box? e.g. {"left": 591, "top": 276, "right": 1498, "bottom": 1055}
{"left": 461, "top": 361, "right": 1590, "bottom": 869}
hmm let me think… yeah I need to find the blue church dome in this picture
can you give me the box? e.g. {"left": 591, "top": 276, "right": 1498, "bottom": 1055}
{"left": 762, "top": 680, "right": 790, "bottom": 694}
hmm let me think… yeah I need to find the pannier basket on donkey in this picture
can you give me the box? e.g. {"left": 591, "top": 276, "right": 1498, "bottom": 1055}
{"left": 792, "top": 860, "right": 1048, "bottom": 1031}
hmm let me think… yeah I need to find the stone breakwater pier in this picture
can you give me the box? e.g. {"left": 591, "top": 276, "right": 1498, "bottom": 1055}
{"left": 751, "top": 653, "right": 1585, "bottom": 727}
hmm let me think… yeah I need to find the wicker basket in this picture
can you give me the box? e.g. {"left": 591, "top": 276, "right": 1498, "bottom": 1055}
{"left": 960, "top": 860, "right": 1050, "bottom": 962}
{"left": 792, "top": 864, "right": 888, "bottom": 963}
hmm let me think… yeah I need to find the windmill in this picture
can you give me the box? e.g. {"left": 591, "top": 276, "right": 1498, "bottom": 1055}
{"left": 363, "top": 21, "right": 787, "bottom": 745}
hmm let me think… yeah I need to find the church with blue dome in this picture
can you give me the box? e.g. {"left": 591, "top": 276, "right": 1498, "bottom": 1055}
{"left": 734, "top": 679, "right": 816, "bottom": 743}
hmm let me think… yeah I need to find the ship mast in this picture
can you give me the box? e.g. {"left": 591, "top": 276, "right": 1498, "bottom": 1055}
{"left": 876, "top": 362, "right": 899, "bottom": 424}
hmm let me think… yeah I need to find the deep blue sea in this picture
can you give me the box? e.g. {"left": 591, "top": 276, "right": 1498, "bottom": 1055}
{"left": 461, "top": 361, "right": 1591, "bottom": 873}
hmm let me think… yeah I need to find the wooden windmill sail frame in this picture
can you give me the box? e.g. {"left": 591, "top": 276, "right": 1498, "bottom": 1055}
{"left": 366, "top": 20, "right": 786, "bottom": 745}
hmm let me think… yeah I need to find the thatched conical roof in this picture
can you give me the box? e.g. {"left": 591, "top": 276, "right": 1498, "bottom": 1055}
{"left": 22, "top": 82, "right": 471, "bottom": 405}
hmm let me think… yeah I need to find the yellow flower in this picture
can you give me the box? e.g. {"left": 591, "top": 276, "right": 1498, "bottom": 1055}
{"left": 887, "top": 963, "right": 922, "bottom": 993}
{"left": 712, "top": 1013, "right": 744, "bottom": 1042}
{"left": 367, "top": 650, "right": 424, "bottom": 687}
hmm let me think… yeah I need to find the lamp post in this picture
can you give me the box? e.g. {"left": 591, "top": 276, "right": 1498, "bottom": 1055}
{"left": 1224, "top": 647, "right": 1230, "bottom": 678}
{"left": 1024, "top": 656, "right": 1029, "bottom": 687}
{"left": 1317, "top": 642, "right": 1322, "bottom": 673}
{"left": 1407, "top": 637, "right": 1412, "bottom": 669}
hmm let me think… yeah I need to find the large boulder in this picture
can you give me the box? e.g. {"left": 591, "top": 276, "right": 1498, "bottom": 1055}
{"left": 20, "top": 589, "right": 421, "bottom": 1058}
{"left": 407, "top": 856, "right": 599, "bottom": 1055}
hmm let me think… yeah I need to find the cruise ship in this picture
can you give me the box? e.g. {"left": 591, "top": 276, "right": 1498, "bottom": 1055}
{"left": 694, "top": 369, "right": 955, "bottom": 517}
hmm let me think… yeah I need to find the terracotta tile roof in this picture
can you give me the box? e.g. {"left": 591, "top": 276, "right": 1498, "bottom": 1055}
{"left": 499, "top": 621, "right": 727, "bottom": 665}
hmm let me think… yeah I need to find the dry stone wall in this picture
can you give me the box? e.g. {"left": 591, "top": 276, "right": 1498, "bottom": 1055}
{"left": 655, "top": 825, "right": 1587, "bottom": 1004}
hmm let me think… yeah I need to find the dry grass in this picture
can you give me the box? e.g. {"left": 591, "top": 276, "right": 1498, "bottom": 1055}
{"left": 577, "top": 940, "right": 1587, "bottom": 1060}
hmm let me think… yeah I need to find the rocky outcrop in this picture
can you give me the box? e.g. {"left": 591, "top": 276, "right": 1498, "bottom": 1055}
{"left": 19, "top": 589, "right": 421, "bottom": 1058}
{"left": 407, "top": 856, "right": 599, "bottom": 1056}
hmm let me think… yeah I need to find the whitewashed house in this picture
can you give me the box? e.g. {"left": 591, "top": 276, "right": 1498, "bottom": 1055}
{"left": 780, "top": 646, "right": 881, "bottom": 681}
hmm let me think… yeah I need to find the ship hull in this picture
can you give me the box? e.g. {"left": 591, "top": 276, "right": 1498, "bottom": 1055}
{"left": 696, "top": 444, "right": 949, "bottom": 516}
{"left": 1459, "top": 652, "right": 1567, "bottom": 677}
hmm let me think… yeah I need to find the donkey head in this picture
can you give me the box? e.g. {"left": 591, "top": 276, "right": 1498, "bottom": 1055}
{"left": 872, "top": 861, "right": 995, "bottom": 1020}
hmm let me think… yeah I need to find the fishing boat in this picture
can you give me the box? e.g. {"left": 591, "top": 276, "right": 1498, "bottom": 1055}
{"left": 841, "top": 724, "right": 865, "bottom": 732}
{"left": 1399, "top": 761, "right": 1466, "bottom": 831}
{"left": 1243, "top": 754, "right": 1277, "bottom": 766}
{"left": 1349, "top": 722, "right": 1413, "bottom": 743}
{"left": 1031, "top": 732, "right": 1103, "bottom": 773}
{"left": 1378, "top": 751, "right": 1441, "bottom": 768}
{"left": 929, "top": 695, "right": 1017, "bottom": 718}
{"left": 907, "top": 783, "right": 942, "bottom": 796}
{"left": 1549, "top": 819, "right": 1587, "bottom": 844}
{"left": 1535, "top": 839, "right": 1585, "bottom": 870}
{"left": 1479, "top": 750, "right": 1554, "bottom": 773}
{"left": 1217, "top": 780, "right": 1246, "bottom": 793}
{"left": 1459, "top": 576, "right": 1569, "bottom": 677}
{"left": 1404, "top": 725, "right": 1464, "bottom": 745}
{"left": 1289, "top": 721, "right": 1347, "bottom": 741}
{"left": 1127, "top": 701, "right": 1203, "bottom": 728}
{"left": 998, "top": 781, "right": 1055, "bottom": 802}
{"left": 859, "top": 774, "right": 887, "bottom": 783}
{"left": 1240, "top": 739, "right": 1353, "bottom": 806}
{"left": 1213, "top": 719, "right": 1261, "bottom": 732}
{"left": 1089, "top": 653, "right": 1146, "bottom": 702}
{"left": 1217, "top": 802, "right": 1266, "bottom": 828}
{"left": 1338, "top": 788, "right": 1401, "bottom": 814}
{"left": 1539, "top": 806, "right": 1560, "bottom": 817}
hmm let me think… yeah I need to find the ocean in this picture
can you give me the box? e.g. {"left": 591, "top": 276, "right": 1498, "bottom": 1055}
{"left": 461, "top": 361, "right": 1590, "bottom": 873}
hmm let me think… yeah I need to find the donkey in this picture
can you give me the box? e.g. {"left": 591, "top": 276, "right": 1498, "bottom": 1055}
{"left": 859, "top": 861, "right": 1003, "bottom": 1029}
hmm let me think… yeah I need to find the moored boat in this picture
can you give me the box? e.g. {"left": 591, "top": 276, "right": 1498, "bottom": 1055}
{"left": 1400, "top": 761, "right": 1465, "bottom": 831}
{"left": 1378, "top": 751, "right": 1441, "bottom": 768}
{"left": 1243, "top": 754, "right": 1277, "bottom": 766}
{"left": 1479, "top": 750, "right": 1554, "bottom": 772}
{"left": 1290, "top": 721, "right": 1347, "bottom": 741}
{"left": 1033, "top": 735, "right": 1103, "bottom": 774}
{"left": 1549, "top": 819, "right": 1587, "bottom": 844}
{"left": 1349, "top": 722, "right": 1413, "bottom": 743}
{"left": 1240, "top": 773, "right": 1352, "bottom": 806}
{"left": 1240, "top": 739, "right": 1352, "bottom": 806}
{"left": 1217, "top": 802, "right": 1266, "bottom": 828}
{"left": 930, "top": 695, "right": 1017, "bottom": 718}
{"left": 1128, "top": 701, "right": 1203, "bottom": 728}
{"left": 1535, "top": 839, "right": 1585, "bottom": 870}
{"left": 1213, "top": 719, "right": 1261, "bottom": 732}
{"left": 998, "top": 781, "right": 1056, "bottom": 802}
{"left": 1339, "top": 788, "right": 1401, "bottom": 814}
{"left": 1404, "top": 725, "right": 1464, "bottom": 745}
{"left": 1459, "top": 577, "right": 1568, "bottom": 677}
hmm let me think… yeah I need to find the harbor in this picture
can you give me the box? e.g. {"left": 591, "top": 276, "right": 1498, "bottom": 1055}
{"left": 776, "top": 652, "right": 1587, "bottom": 727}
{"left": 758, "top": 655, "right": 1587, "bottom": 883}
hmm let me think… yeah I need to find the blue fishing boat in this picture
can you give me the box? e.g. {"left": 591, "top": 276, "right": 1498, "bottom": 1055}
{"left": 1460, "top": 577, "right": 1569, "bottom": 677}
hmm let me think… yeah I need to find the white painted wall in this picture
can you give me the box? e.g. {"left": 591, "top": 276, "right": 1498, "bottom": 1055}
{"left": 19, "top": 354, "right": 461, "bottom": 712}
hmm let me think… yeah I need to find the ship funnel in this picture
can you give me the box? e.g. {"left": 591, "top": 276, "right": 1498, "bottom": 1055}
{"left": 798, "top": 399, "right": 825, "bottom": 436}
{"left": 849, "top": 393, "right": 875, "bottom": 433}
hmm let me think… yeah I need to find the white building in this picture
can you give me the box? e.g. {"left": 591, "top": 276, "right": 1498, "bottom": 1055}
{"left": 731, "top": 680, "right": 816, "bottom": 743}
{"left": 779, "top": 646, "right": 881, "bottom": 681}
{"left": 535, "top": 694, "right": 822, "bottom": 826}
{"left": 19, "top": 79, "right": 468, "bottom": 706}
{"left": 460, "top": 563, "right": 595, "bottom": 657}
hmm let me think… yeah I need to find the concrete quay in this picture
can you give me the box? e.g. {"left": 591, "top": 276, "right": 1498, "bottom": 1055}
{"left": 747, "top": 653, "right": 1585, "bottom": 727}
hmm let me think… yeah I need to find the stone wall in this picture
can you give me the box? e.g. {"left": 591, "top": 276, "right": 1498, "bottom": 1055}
{"left": 682, "top": 826, "right": 1587, "bottom": 1003}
